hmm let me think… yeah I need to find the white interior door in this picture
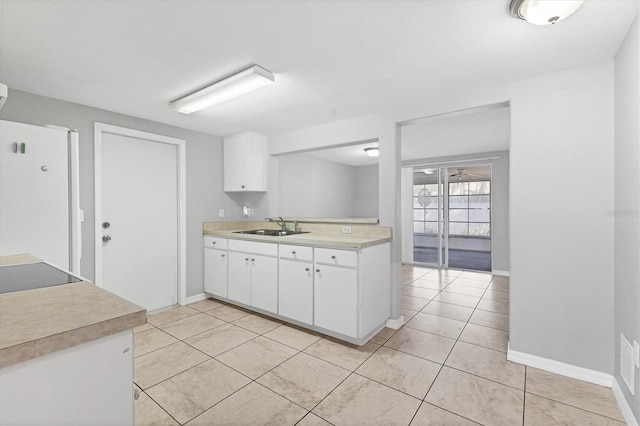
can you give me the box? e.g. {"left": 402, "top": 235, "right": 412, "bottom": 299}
{"left": 96, "top": 125, "right": 184, "bottom": 311}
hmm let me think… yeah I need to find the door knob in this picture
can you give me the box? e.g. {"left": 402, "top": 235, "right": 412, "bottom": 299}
{"left": 102, "top": 235, "right": 111, "bottom": 242}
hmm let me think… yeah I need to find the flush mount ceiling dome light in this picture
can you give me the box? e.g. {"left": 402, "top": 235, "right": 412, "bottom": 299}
{"left": 169, "top": 65, "right": 275, "bottom": 114}
{"left": 509, "top": 0, "right": 584, "bottom": 25}
{"left": 364, "top": 147, "right": 379, "bottom": 157}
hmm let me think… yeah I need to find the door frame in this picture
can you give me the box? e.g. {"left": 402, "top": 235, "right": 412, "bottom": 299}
{"left": 94, "top": 123, "right": 187, "bottom": 305}
{"left": 403, "top": 160, "right": 496, "bottom": 271}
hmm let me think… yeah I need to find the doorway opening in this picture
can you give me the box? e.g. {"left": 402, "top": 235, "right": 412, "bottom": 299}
{"left": 412, "top": 164, "right": 492, "bottom": 272}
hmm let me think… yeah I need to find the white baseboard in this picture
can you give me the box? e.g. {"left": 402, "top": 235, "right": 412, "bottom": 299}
{"left": 182, "top": 293, "right": 207, "bottom": 305}
{"left": 612, "top": 378, "right": 639, "bottom": 426}
{"left": 492, "top": 270, "right": 510, "bottom": 277}
{"left": 386, "top": 315, "right": 405, "bottom": 330}
{"left": 507, "top": 343, "right": 613, "bottom": 387}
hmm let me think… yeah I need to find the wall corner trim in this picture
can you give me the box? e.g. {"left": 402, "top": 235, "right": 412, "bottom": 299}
{"left": 507, "top": 343, "right": 613, "bottom": 387}
{"left": 183, "top": 293, "right": 208, "bottom": 305}
{"left": 612, "top": 378, "right": 639, "bottom": 426}
{"left": 386, "top": 315, "right": 405, "bottom": 330}
{"left": 492, "top": 270, "right": 510, "bottom": 277}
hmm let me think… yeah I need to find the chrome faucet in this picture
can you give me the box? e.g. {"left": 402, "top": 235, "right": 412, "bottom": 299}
{"left": 266, "top": 216, "right": 287, "bottom": 231}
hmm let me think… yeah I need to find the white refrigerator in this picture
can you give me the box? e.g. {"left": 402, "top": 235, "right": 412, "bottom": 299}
{"left": 0, "top": 120, "right": 81, "bottom": 273}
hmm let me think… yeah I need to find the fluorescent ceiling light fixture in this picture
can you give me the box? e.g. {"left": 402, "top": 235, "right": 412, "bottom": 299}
{"left": 509, "top": 0, "right": 584, "bottom": 25}
{"left": 364, "top": 147, "right": 379, "bottom": 157}
{"left": 169, "top": 65, "right": 275, "bottom": 114}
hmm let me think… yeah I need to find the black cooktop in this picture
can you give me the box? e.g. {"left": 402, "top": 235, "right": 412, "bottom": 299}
{"left": 0, "top": 262, "right": 83, "bottom": 294}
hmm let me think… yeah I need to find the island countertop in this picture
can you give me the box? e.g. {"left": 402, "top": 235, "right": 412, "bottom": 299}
{"left": 0, "top": 254, "right": 146, "bottom": 369}
{"left": 203, "top": 220, "right": 392, "bottom": 249}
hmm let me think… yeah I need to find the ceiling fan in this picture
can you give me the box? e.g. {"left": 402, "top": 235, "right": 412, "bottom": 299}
{"left": 449, "top": 168, "right": 484, "bottom": 181}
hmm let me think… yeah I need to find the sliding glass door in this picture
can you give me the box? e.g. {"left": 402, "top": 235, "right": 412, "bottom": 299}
{"left": 412, "top": 168, "right": 446, "bottom": 266}
{"left": 412, "top": 165, "right": 492, "bottom": 271}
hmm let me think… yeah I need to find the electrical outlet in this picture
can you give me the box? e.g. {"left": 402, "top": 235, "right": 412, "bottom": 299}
{"left": 634, "top": 341, "right": 640, "bottom": 368}
{"left": 218, "top": 209, "right": 224, "bottom": 218}
{"left": 342, "top": 225, "right": 352, "bottom": 234}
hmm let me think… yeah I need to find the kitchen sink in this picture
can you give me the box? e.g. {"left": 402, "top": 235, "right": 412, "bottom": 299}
{"left": 233, "top": 229, "right": 310, "bottom": 236}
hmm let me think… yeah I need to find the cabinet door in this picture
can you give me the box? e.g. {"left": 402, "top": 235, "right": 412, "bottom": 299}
{"left": 314, "top": 266, "right": 358, "bottom": 338}
{"left": 279, "top": 259, "right": 313, "bottom": 324}
{"left": 246, "top": 134, "right": 268, "bottom": 191}
{"left": 250, "top": 255, "right": 278, "bottom": 313}
{"left": 227, "top": 252, "right": 251, "bottom": 305}
{"left": 223, "top": 132, "right": 267, "bottom": 192}
{"left": 204, "top": 248, "right": 227, "bottom": 298}
{"left": 223, "top": 134, "right": 247, "bottom": 191}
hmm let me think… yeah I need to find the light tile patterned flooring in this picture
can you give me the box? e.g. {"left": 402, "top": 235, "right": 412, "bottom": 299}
{"left": 134, "top": 265, "right": 625, "bottom": 425}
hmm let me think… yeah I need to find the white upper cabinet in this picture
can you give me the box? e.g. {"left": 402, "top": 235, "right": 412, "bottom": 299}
{"left": 223, "top": 132, "right": 268, "bottom": 192}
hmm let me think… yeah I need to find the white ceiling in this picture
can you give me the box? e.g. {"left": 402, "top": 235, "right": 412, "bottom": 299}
{"left": 301, "top": 142, "right": 380, "bottom": 167}
{"left": 0, "top": 1, "right": 637, "bottom": 138}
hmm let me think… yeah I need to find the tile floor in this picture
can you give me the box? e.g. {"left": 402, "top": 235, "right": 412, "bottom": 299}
{"left": 134, "top": 265, "right": 625, "bottom": 425}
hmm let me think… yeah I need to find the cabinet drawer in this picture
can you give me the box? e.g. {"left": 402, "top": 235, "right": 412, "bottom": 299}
{"left": 229, "top": 239, "right": 277, "bottom": 256}
{"left": 204, "top": 236, "right": 228, "bottom": 250}
{"left": 315, "top": 248, "right": 357, "bottom": 267}
{"left": 279, "top": 244, "right": 313, "bottom": 262}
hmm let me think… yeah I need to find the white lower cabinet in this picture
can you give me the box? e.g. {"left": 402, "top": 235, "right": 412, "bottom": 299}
{"left": 204, "top": 235, "right": 390, "bottom": 345}
{"left": 227, "top": 240, "right": 278, "bottom": 314}
{"left": 204, "top": 248, "right": 227, "bottom": 298}
{"left": 314, "top": 264, "right": 358, "bottom": 337}
{"left": 227, "top": 252, "right": 252, "bottom": 305}
{"left": 278, "top": 258, "right": 313, "bottom": 325}
{"left": 250, "top": 255, "right": 278, "bottom": 312}
{"left": 204, "top": 236, "right": 229, "bottom": 298}
{"left": 0, "top": 330, "right": 133, "bottom": 426}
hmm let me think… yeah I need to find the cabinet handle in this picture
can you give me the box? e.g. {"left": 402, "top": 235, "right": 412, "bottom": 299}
{"left": 245, "top": 258, "right": 249, "bottom": 261}
{"left": 316, "top": 269, "right": 320, "bottom": 273}
{"left": 251, "top": 258, "right": 255, "bottom": 262}
{"left": 292, "top": 250, "right": 296, "bottom": 254}
{"left": 331, "top": 255, "right": 336, "bottom": 259}
{"left": 221, "top": 254, "right": 226, "bottom": 258}
{"left": 212, "top": 241, "right": 216, "bottom": 245}
{"left": 305, "top": 267, "right": 310, "bottom": 271}
{"left": 241, "top": 185, "right": 245, "bottom": 189}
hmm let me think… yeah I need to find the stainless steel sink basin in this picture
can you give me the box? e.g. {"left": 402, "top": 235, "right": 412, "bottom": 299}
{"left": 233, "top": 229, "right": 310, "bottom": 236}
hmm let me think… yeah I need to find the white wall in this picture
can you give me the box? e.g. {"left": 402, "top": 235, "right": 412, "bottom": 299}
{"left": 353, "top": 165, "right": 379, "bottom": 218}
{"left": 614, "top": 13, "right": 640, "bottom": 421}
{"left": 0, "top": 90, "right": 238, "bottom": 298}
{"left": 276, "top": 155, "right": 378, "bottom": 218}
{"left": 271, "top": 59, "right": 617, "bottom": 375}
{"left": 508, "top": 60, "right": 615, "bottom": 374}
{"left": 276, "top": 154, "right": 356, "bottom": 217}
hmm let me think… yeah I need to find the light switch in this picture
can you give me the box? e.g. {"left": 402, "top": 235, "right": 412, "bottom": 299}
{"left": 218, "top": 209, "right": 224, "bottom": 218}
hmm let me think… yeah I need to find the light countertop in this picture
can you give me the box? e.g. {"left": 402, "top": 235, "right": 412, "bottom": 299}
{"left": 203, "top": 221, "right": 392, "bottom": 249}
{"left": 0, "top": 255, "right": 146, "bottom": 369}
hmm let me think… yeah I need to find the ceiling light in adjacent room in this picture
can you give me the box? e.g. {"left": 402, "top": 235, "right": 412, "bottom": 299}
{"left": 509, "top": 0, "right": 584, "bottom": 25}
{"left": 422, "top": 169, "right": 435, "bottom": 175}
{"left": 169, "top": 65, "right": 275, "bottom": 114}
{"left": 364, "top": 147, "right": 379, "bottom": 157}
